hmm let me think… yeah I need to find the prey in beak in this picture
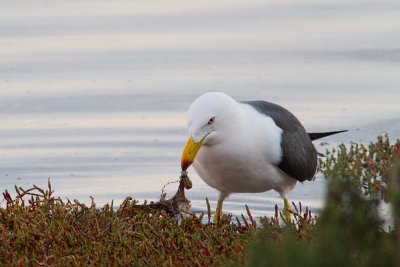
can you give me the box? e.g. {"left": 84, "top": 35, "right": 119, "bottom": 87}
{"left": 181, "top": 136, "right": 204, "bottom": 171}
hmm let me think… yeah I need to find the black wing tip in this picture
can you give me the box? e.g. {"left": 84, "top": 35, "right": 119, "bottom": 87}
{"left": 308, "top": 130, "right": 348, "bottom": 141}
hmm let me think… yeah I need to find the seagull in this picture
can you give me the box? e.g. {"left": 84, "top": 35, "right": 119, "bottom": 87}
{"left": 180, "top": 92, "right": 346, "bottom": 222}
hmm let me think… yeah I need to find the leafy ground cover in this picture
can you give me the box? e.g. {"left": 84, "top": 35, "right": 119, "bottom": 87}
{"left": 319, "top": 134, "right": 400, "bottom": 199}
{"left": 1, "top": 136, "right": 400, "bottom": 266}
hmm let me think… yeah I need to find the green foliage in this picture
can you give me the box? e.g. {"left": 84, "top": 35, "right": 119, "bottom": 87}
{"left": 0, "top": 181, "right": 253, "bottom": 266}
{"left": 319, "top": 135, "right": 400, "bottom": 199}
{"left": 248, "top": 175, "right": 400, "bottom": 267}
{"left": 1, "top": 136, "right": 400, "bottom": 266}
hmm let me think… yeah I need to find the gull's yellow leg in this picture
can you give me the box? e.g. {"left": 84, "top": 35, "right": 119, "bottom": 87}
{"left": 213, "top": 199, "right": 223, "bottom": 223}
{"left": 283, "top": 198, "right": 292, "bottom": 221}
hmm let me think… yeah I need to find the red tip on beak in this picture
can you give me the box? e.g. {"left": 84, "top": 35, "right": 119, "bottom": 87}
{"left": 181, "top": 160, "right": 193, "bottom": 171}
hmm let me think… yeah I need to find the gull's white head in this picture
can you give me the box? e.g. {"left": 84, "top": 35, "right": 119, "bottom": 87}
{"left": 181, "top": 92, "right": 237, "bottom": 170}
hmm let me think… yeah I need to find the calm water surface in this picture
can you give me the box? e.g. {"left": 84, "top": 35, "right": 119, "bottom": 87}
{"left": 1, "top": 0, "right": 400, "bottom": 217}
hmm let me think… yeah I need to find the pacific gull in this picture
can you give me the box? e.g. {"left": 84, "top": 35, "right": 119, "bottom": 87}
{"left": 180, "top": 92, "right": 346, "bottom": 222}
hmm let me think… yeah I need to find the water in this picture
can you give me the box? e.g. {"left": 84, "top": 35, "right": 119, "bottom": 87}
{"left": 1, "top": 0, "right": 400, "bottom": 218}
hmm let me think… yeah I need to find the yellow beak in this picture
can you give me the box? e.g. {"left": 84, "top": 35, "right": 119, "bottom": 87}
{"left": 181, "top": 136, "right": 204, "bottom": 171}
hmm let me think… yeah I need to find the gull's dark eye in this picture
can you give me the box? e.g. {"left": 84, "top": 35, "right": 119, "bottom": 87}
{"left": 207, "top": 116, "right": 215, "bottom": 125}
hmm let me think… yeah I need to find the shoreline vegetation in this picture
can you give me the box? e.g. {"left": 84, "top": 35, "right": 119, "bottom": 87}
{"left": 1, "top": 136, "right": 400, "bottom": 266}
